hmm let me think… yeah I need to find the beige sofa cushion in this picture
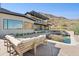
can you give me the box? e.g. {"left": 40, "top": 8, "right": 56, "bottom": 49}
{"left": 5, "top": 35, "right": 21, "bottom": 46}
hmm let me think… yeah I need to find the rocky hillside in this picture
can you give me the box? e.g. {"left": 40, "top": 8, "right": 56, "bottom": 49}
{"left": 39, "top": 12, "right": 71, "bottom": 29}
{"left": 39, "top": 12, "right": 79, "bottom": 35}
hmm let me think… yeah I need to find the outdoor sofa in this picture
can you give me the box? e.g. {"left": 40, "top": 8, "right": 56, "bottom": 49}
{"left": 4, "top": 35, "right": 47, "bottom": 56}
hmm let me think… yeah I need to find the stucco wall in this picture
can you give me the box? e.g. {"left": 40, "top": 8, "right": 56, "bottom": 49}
{"left": 0, "top": 13, "right": 34, "bottom": 37}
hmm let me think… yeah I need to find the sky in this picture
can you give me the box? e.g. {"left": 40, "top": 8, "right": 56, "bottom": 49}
{"left": 1, "top": 3, "right": 79, "bottom": 19}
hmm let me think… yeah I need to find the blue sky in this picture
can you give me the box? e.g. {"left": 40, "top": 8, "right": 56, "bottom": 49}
{"left": 1, "top": 3, "right": 79, "bottom": 19}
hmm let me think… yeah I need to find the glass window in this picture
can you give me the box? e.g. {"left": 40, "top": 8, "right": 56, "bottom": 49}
{"left": 3, "top": 19, "right": 23, "bottom": 29}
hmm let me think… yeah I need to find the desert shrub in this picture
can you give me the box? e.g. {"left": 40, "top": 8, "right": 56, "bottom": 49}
{"left": 74, "top": 27, "right": 79, "bottom": 35}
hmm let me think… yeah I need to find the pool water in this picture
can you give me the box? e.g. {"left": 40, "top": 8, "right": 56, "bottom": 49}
{"left": 63, "top": 36, "right": 71, "bottom": 44}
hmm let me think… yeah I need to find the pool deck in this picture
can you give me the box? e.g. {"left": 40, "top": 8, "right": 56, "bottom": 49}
{"left": 56, "top": 35, "right": 79, "bottom": 56}
{"left": 0, "top": 35, "right": 79, "bottom": 56}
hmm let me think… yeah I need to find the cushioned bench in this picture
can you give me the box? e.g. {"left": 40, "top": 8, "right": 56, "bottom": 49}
{"left": 4, "top": 35, "right": 47, "bottom": 56}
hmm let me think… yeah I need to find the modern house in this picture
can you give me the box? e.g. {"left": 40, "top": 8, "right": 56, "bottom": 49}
{"left": 25, "top": 11, "right": 49, "bottom": 30}
{"left": 0, "top": 8, "right": 49, "bottom": 37}
{"left": 0, "top": 8, "right": 34, "bottom": 37}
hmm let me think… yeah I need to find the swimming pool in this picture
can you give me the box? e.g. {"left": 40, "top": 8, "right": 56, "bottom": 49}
{"left": 63, "top": 36, "right": 71, "bottom": 44}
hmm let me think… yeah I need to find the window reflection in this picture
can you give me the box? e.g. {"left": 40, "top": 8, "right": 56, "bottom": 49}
{"left": 3, "top": 19, "right": 23, "bottom": 29}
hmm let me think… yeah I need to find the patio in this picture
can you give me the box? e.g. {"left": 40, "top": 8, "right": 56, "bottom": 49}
{"left": 0, "top": 39, "right": 60, "bottom": 56}
{"left": 0, "top": 31, "right": 79, "bottom": 56}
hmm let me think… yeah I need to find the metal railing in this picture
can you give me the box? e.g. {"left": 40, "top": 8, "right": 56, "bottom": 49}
{"left": 35, "top": 20, "right": 47, "bottom": 25}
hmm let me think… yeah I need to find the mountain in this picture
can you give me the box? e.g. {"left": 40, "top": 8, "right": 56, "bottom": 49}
{"left": 39, "top": 12, "right": 72, "bottom": 29}
{"left": 39, "top": 12, "right": 69, "bottom": 20}
{"left": 39, "top": 12, "right": 79, "bottom": 35}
